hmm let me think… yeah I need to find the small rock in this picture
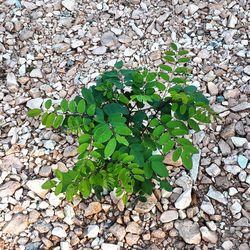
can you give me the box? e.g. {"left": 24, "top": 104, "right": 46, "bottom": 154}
{"left": 118, "top": 35, "right": 132, "bottom": 44}
{"left": 206, "top": 163, "right": 221, "bottom": 177}
{"left": 157, "top": 12, "right": 170, "bottom": 24}
{"left": 126, "top": 222, "right": 142, "bottom": 234}
{"left": 239, "top": 243, "right": 250, "bottom": 250}
{"left": 201, "top": 201, "right": 215, "bottom": 215}
{"left": 190, "top": 151, "right": 201, "bottom": 183}
{"left": 125, "top": 233, "right": 140, "bottom": 246}
{"left": 222, "top": 240, "right": 234, "bottom": 250}
{"left": 19, "top": 28, "right": 34, "bottom": 41}
{"left": 175, "top": 220, "right": 201, "bottom": 245}
{"left": 26, "top": 179, "right": 48, "bottom": 198}
{"left": 6, "top": 73, "right": 19, "bottom": 92}
{"left": 203, "top": 71, "right": 216, "bottom": 82}
{"left": 26, "top": 98, "right": 43, "bottom": 109}
{"left": 151, "top": 229, "right": 166, "bottom": 238}
{"left": 30, "top": 69, "right": 43, "bottom": 78}
{"left": 52, "top": 227, "right": 67, "bottom": 238}
{"left": 230, "top": 201, "right": 242, "bottom": 215}
{"left": 228, "top": 15, "right": 238, "bottom": 28}
{"left": 233, "top": 217, "right": 249, "bottom": 227}
{"left": 175, "top": 188, "right": 192, "bottom": 210}
{"left": 52, "top": 43, "right": 70, "bottom": 53}
{"left": 188, "top": 4, "right": 199, "bottom": 15}
{"left": 101, "top": 32, "right": 118, "bottom": 47}
{"left": 86, "top": 225, "right": 99, "bottom": 238}
{"left": 0, "top": 181, "right": 21, "bottom": 198}
{"left": 207, "top": 186, "right": 227, "bottom": 205}
{"left": 231, "top": 102, "right": 250, "bottom": 112}
{"left": 71, "top": 39, "right": 84, "bottom": 48}
{"left": 3, "top": 214, "right": 29, "bottom": 235}
{"left": 175, "top": 175, "right": 192, "bottom": 190}
{"left": 229, "top": 187, "right": 238, "bottom": 196}
{"left": 124, "top": 48, "right": 135, "bottom": 57}
{"left": 44, "top": 140, "right": 56, "bottom": 150}
{"left": 60, "top": 242, "right": 70, "bottom": 250}
{"left": 134, "top": 194, "right": 157, "bottom": 213}
{"left": 101, "top": 243, "right": 120, "bottom": 250}
{"left": 64, "top": 205, "right": 75, "bottom": 225}
{"left": 224, "top": 89, "right": 240, "bottom": 99}
{"left": 237, "top": 155, "right": 248, "bottom": 169}
{"left": 231, "top": 137, "right": 248, "bottom": 147}
{"left": 200, "top": 226, "right": 218, "bottom": 244}
{"left": 221, "top": 124, "right": 235, "bottom": 140}
{"left": 1, "top": 155, "right": 23, "bottom": 172}
{"left": 109, "top": 224, "right": 126, "bottom": 241}
{"left": 92, "top": 46, "right": 107, "bottom": 55}
{"left": 149, "top": 51, "right": 161, "bottom": 61}
{"left": 84, "top": 202, "right": 102, "bottom": 217}
{"left": 235, "top": 121, "right": 246, "bottom": 136}
{"left": 63, "top": 146, "right": 77, "bottom": 157}
{"left": 243, "top": 65, "right": 250, "bottom": 76}
{"left": 207, "top": 82, "right": 218, "bottom": 96}
{"left": 160, "top": 210, "right": 178, "bottom": 223}
{"left": 62, "top": 0, "right": 75, "bottom": 11}
{"left": 218, "top": 139, "right": 231, "bottom": 156}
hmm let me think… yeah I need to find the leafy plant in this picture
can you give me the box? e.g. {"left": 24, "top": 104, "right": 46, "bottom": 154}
{"left": 28, "top": 43, "right": 213, "bottom": 203}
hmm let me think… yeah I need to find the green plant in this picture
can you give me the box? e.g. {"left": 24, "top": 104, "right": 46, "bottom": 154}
{"left": 28, "top": 43, "right": 213, "bottom": 203}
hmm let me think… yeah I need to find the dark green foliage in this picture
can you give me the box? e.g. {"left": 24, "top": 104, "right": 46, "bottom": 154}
{"left": 28, "top": 43, "right": 213, "bottom": 203}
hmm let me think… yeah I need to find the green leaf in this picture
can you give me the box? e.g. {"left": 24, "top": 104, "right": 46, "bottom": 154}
{"left": 176, "top": 138, "right": 192, "bottom": 145}
{"left": 87, "top": 104, "right": 96, "bottom": 116}
{"left": 68, "top": 100, "right": 76, "bottom": 113}
{"left": 172, "top": 77, "right": 186, "bottom": 84}
{"left": 28, "top": 109, "right": 42, "bottom": 117}
{"left": 178, "top": 57, "right": 190, "bottom": 63}
{"left": 118, "top": 94, "right": 129, "bottom": 104}
{"left": 81, "top": 87, "right": 95, "bottom": 105}
{"left": 54, "top": 183, "right": 63, "bottom": 195}
{"left": 153, "top": 125, "right": 165, "bottom": 138}
{"left": 103, "top": 103, "right": 129, "bottom": 115}
{"left": 160, "top": 72, "right": 170, "bottom": 81}
{"left": 42, "top": 180, "right": 56, "bottom": 189}
{"left": 132, "top": 168, "right": 144, "bottom": 175}
{"left": 142, "top": 180, "right": 154, "bottom": 195}
{"left": 184, "top": 86, "right": 197, "bottom": 94}
{"left": 78, "top": 143, "right": 89, "bottom": 154}
{"left": 163, "top": 140, "right": 175, "bottom": 153}
{"left": 79, "top": 179, "right": 91, "bottom": 198}
{"left": 149, "top": 118, "right": 159, "bottom": 127}
{"left": 41, "top": 112, "right": 49, "bottom": 125}
{"left": 79, "top": 134, "right": 90, "bottom": 144}
{"left": 171, "top": 128, "right": 187, "bottom": 136}
{"left": 134, "top": 175, "right": 145, "bottom": 182}
{"left": 114, "top": 60, "right": 123, "bottom": 69}
{"left": 178, "top": 50, "right": 189, "bottom": 55}
{"left": 77, "top": 99, "right": 86, "bottom": 114}
{"left": 181, "top": 151, "right": 192, "bottom": 170}
{"left": 116, "top": 135, "right": 129, "bottom": 146}
{"left": 94, "top": 124, "right": 113, "bottom": 143}
{"left": 165, "top": 50, "right": 175, "bottom": 56}
{"left": 172, "top": 148, "right": 182, "bottom": 161}
{"left": 170, "top": 42, "right": 178, "bottom": 51}
{"left": 143, "top": 162, "right": 153, "bottom": 178}
{"left": 46, "top": 113, "right": 56, "bottom": 128}
{"left": 159, "top": 133, "right": 171, "bottom": 145}
{"left": 159, "top": 64, "right": 172, "bottom": 72}
{"left": 146, "top": 72, "right": 157, "bottom": 82}
{"left": 160, "top": 180, "right": 172, "bottom": 192}
{"left": 45, "top": 99, "right": 52, "bottom": 109}
{"left": 104, "top": 138, "right": 117, "bottom": 158}
{"left": 60, "top": 99, "right": 68, "bottom": 112}
{"left": 164, "top": 55, "right": 175, "bottom": 62}
{"left": 54, "top": 115, "right": 64, "bottom": 129}
{"left": 151, "top": 161, "right": 169, "bottom": 177}
{"left": 175, "top": 67, "right": 189, "bottom": 74}
{"left": 114, "top": 124, "right": 132, "bottom": 136}
{"left": 188, "top": 119, "right": 200, "bottom": 132}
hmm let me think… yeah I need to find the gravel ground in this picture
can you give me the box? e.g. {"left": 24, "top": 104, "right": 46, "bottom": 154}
{"left": 0, "top": 0, "right": 250, "bottom": 249}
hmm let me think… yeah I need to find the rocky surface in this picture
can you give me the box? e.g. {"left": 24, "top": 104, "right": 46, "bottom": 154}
{"left": 0, "top": 0, "right": 249, "bottom": 249}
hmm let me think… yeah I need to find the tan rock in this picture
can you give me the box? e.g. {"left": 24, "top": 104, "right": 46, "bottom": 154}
{"left": 0, "top": 181, "right": 21, "bottom": 198}
{"left": 84, "top": 202, "right": 102, "bottom": 217}
{"left": 3, "top": 214, "right": 29, "bottom": 235}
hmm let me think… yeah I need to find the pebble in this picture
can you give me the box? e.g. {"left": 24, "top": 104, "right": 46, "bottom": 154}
{"left": 86, "top": 225, "right": 100, "bottom": 238}
{"left": 3, "top": 214, "right": 29, "bottom": 235}
{"left": 62, "top": 0, "right": 75, "bottom": 11}
{"left": 84, "top": 202, "right": 102, "bottom": 217}
{"left": 52, "top": 227, "right": 67, "bottom": 238}
{"left": 207, "top": 82, "right": 219, "bottom": 96}
{"left": 101, "top": 243, "right": 120, "bottom": 250}
{"left": 92, "top": 46, "right": 107, "bottom": 55}
{"left": 230, "top": 201, "right": 242, "bottom": 215}
{"left": 231, "top": 102, "right": 250, "bottom": 112}
{"left": 134, "top": 194, "right": 157, "bottom": 213}
{"left": 228, "top": 15, "right": 238, "bottom": 28}
{"left": 222, "top": 240, "right": 234, "bottom": 250}
{"left": 175, "top": 220, "right": 201, "bottom": 245}
{"left": 206, "top": 163, "right": 221, "bottom": 177}
{"left": 160, "top": 210, "right": 179, "bottom": 223}
{"left": 200, "top": 226, "right": 218, "bottom": 244}
{"left": 231, "top": 137, "right": 248, "bottom": 147}
{"left": 6, "top": 73, "right": 19, "bottom": 92}
{"left": 237, "top": 155, "right": 248, "bottom": 169}
{"left": 26, "top": 179, "right": 48, "bottom": 199}
{"left": 207, "top": 186, "right": 227, "bottom": 205}
{"left": 201, "top": 201, "right": 215, "bottom": 215}
{"left": 101, "top": 32, "right": 118, "bottom": 47}
{"left": 0, "top": 181, "right": 21, "bottom": 198}
{"left": 30, "top": 69, "right": 43, "bottom": 78}
{"left": 174, "top": 188, "right": 192, "bottom": 210}
{"left": 109, "top": 224, "right": 126, "bottom": 241}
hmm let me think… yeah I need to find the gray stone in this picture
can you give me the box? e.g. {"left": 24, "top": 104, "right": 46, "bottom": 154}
{"left": 101, "top": 32, "right": 118, "bottom": 47}
{"left": 3, "top": 214, "right": 29, "bottom": 235}
{"left": 26, "top": 98, "right": 43, "bottom": 109}
{"left": 231, "top": 102, "right": 250, "bottom": 112}
{"left": 63, "top": 146, "right": 77, "bottom": 157}
{"left": 201, "top": 201, "right": 215, "bottom": 215}
{"left": 62, "top": 0, "right": 75, "bottom": 11}
{"left": 109, "top": 224, "right": 126, "bottom": 241}
{"left": 52, "top": 43, "right": 70, "bottom": 53}
{"left": 92, "top": 46, "right": 107, "bottom": 55}
{"left": 206, "top": 163, "right": 221, "bottom": 177}
{"left": 126, "top": 222, "right": 142, "bottom": 234}
{"left": 207, "top": 186, "right": 227, "bottom": 205}
{"left": 228, "top": 15, "right": 238, "bottom": 28}
{"left": 52, "top": 227, "right": 67, "bottom": 238}
{"left": 231, "top": 137, "right": 248, "bottom": 147}
{"left": 175, "top": 175, "right": 192, "bottom": 190}
{"left": 19, "top": 28, "right": 34, "bottom": 41}
{"left": 230, "top": 201, "right": 242, "bottom": 215}
{"left": 101, "top": 243, "right": 120, "bottom": 250}
{"left": 174, "top": 188, "right": 192, "bottom": 210}
{"left": 239, "top": 243, "right": 250, "bottom": 250}
{"left": 86, "top": 225, "right": 99, "bottom": 238}
{"left": 222, "top": 240, "right": 234, "bottom": 250}
{"left": 0, "top": 181, "right": 21, "bottom": 198}
{"left": 243, "top": 65, "right": 250, "bottom": 75}
{"left": 175, "top": 220, "right": 201, "bottom": 245}
{"left": 6, "top": 72, "right": 19, "bottom": 92}
{"left": 200, "top": 226, "right": 218, "bottom": 244}
{"left": 1, "top": 155, "right": 23, "bottom": 172}
{"left": 218, "top": 139, "right": 231, "bottom": 156}
{"left": 160, "top": 210, "right": 178, "bottom": 223}
{"left": 134, "top": 194, "right": 157, "bottom": 213}
{"left": 221, "top": 123, "right": 235, "bottom": 140}
{"left": 30, "top": 69, "right": 43, "bottom": 78}
{"left": 207, "top": 82, "right": 218, "bottom": 96}
{"left": 26, "top": 179, "right": 48, "bottom": 198}
{"left": 233, "top": 217, "right": 249, "bottom": 227}
{"left": 190, "top": 150, "right": 201, "bottom": 183}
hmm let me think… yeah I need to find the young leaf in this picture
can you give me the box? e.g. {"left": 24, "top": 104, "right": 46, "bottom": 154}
{"left": 77, "top": 99, "right": 86, "bottom": 114}
{"left": 79, "top": 179, "right": 91, "bottom": 198}
{"left": 68, "top": 100, "right": 76, "bottom": 113}
{"left": 104, "top": 138, "right": 117, "bottom": 158}
{"left": 160, "top": 180, "right": 172, "bottom": 192}
{"left": 60, "top": 99, "right": 68, "bottom": 112}
{"left": 94, "top": 124, "right": 113, "bottom": 143}
{"left": 170, "top": 42, "right": 178, "bottom": 51}
{"left": 172, "top": 148, "right": 182, "bottom": 161}
{"left": 54, "top": 115, "right": 64, "bottom": 129}
{"left": 42, "top": 180, "right": 56, "bottom": 189}
{"left": 116, "top": 135, "right": 129, "bottom": 146}
{"left": 151, "top": 161, "right": 169, "bottom": 177}
{"left": 28, "top": 109, "right": 42, "bottom": 117}
{"left": 114, "top": 60, "right": 123, "bottom": 69}
{"left": 45, "top": 99, "right": 52, "bottom": 109}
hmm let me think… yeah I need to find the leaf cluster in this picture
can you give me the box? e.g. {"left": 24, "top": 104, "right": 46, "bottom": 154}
{"left": 28, "top": 43, "right": 213, "bottom": 203}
